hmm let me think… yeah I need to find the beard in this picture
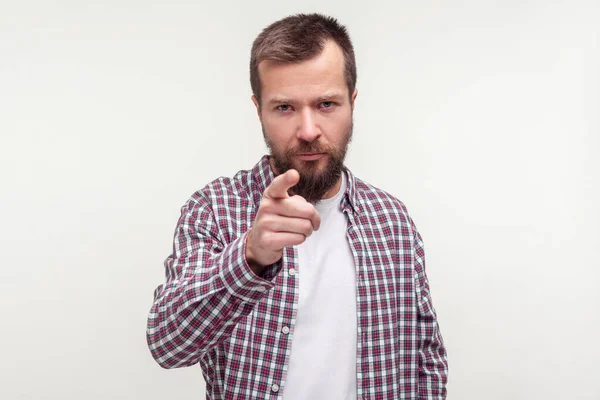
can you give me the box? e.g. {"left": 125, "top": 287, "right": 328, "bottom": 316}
{"left": 262, "top": 119, "right": 353, "bottom": 204}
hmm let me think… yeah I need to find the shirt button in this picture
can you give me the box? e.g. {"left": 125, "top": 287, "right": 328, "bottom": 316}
{"left": 281, "top": 326, "right": 290, "bottom": 334}
{"left": 271, "top": 384, "right": 280, "bottom": 392}
{"left": 257, "top": 286, "right": 266, "bottom": 293}
{"left": 288, "top": 268, "right": 296, "bottom": 276}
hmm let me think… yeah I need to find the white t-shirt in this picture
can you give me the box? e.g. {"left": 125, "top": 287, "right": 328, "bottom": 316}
{"left": 281, "top": 171, "right": 357, "bottom": 400}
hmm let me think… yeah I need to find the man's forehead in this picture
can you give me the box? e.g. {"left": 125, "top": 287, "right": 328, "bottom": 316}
{"left": 258, "top": 41, "right": 347, "bottom": 103}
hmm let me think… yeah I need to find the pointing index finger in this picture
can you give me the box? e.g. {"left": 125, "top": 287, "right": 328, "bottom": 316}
{"left": 264, "top": 169, "right": 299, "bottom": 199}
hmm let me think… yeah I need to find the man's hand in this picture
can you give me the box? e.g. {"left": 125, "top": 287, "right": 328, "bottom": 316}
{"left": 246, "top": 169, "right": 321, "bottom": 275}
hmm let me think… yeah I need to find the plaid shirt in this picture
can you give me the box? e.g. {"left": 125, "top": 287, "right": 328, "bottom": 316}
{"left": 147, "top": 155, "right": 448, "bottom": 399}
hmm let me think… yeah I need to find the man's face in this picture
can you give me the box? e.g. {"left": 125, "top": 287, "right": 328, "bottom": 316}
{"left": 252, "top": 40, "right": 358, "bottom": 204}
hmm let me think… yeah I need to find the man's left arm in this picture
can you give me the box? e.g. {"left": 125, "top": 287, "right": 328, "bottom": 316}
{"left": 413, "top": 225, "right": 449, "bottom": 399}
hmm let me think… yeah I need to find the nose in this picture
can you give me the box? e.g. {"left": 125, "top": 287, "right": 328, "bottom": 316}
{"left": 296, "top": 108, "right": 320, "bottom": 142}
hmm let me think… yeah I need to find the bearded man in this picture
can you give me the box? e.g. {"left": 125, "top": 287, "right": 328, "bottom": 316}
{"left": 147, "top": 13, "right": 448, "bottom": 400}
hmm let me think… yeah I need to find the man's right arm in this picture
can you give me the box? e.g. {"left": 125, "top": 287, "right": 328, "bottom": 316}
{"left": 146, "top": 197, "right": 277, "bottom": 369}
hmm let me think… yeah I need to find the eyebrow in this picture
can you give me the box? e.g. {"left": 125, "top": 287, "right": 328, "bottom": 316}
{"left": 316, "top": 93, "right": 345, "bottom": 102}
{"left": 268, "top": 97, "right": 293, "bottom": 106}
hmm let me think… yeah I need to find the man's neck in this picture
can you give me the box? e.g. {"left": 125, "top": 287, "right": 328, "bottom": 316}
{"left": 321, "top": 175, "right": 343, "bottom": 200}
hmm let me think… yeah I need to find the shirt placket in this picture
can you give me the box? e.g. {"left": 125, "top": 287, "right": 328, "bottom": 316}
{"left": 345, "top": 211, "right": 368, "bottom": 400}
{"left": 268, "top": 245, "right": 300, "bottom": 398}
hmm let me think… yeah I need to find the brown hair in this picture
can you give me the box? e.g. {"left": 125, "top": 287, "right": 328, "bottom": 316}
{"left": 250, "top": 13, "right": 357, "bottom": 105}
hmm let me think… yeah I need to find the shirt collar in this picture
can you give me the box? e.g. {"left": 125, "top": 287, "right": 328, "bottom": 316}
{"left": 251, "top": 154, "right": 359, "bottom": 215}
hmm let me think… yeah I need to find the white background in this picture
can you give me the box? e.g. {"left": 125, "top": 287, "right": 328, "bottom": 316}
{"left": 1, "top": 1, "right": 598, "bottom": 399}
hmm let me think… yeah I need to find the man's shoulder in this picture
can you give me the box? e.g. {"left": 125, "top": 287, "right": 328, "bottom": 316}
{"left": 186, "top": 166, "right": 257, "bottom": 211}
{"left": 353, "top": 175, "right": 409, "bottom": 217}
{"left": 351, "top": 175, "right": 419, "bottom": 240}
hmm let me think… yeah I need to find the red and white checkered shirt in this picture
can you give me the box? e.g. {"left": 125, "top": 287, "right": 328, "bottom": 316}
{"left": 147, "top": 155, "right": 448, "bottom": 399}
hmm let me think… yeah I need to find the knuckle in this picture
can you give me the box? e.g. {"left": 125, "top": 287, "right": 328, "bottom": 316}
{"left": 302, "top": 220, "right": 313, "bottom": 235}
{"left": 291, "top": 195, "right": 308, "bottom": 207}
{"left": 315, "top": 214, "right": 321, "bottom": 225}
{"left": 259, "top": 197, "right": 272, "bottom": 209}
{"left": 303, "top": 206, "right": 316, "bottom": 219}
{"left": 263, "top": 216, "right": 279, "bottom": 232}
{"left": 296, "top": 234, "right": 307, "bottom": 245}
{"left": 259, "top": 201, "right": 277, "bottom": 216}
{"left": 262, "top": 231, "right": 275, "bottom": 248}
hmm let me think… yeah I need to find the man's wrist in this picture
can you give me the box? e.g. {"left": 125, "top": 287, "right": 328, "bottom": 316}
{"left": 245, "top": 229, "right": 266, "bottom": 276}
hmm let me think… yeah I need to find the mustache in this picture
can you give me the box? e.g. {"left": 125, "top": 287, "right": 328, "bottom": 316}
{"left": 285, "top": 142, "right": 331, "bottom": 155}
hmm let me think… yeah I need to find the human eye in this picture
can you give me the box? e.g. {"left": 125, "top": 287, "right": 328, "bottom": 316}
{"left": 319, "top": 101, "right": 336, "bottom": 111}
{"left": 276, "top": 104, "right": 293, "bottom": 113}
